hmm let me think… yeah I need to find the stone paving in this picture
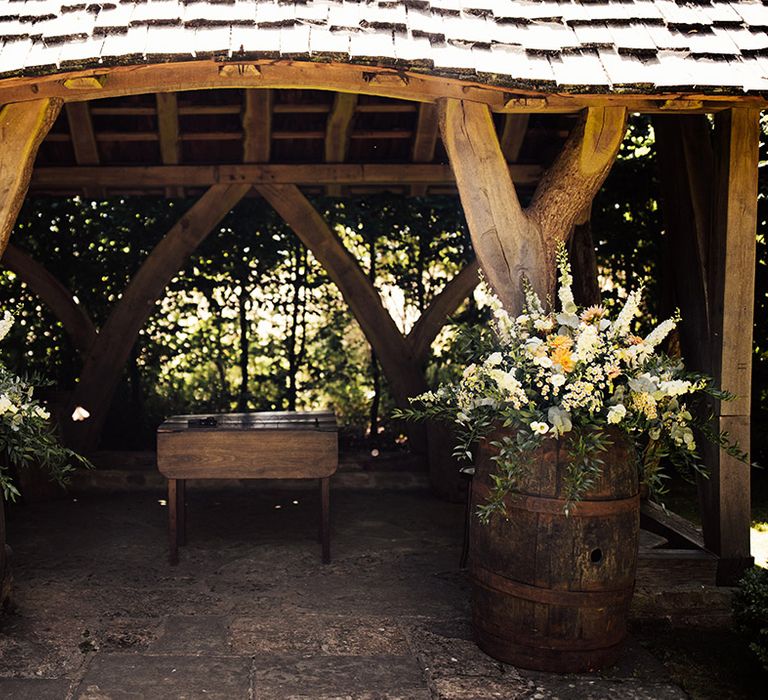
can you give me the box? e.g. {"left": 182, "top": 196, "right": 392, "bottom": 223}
{"left": 0, "top": 487, "right": 688, "bottom": 699}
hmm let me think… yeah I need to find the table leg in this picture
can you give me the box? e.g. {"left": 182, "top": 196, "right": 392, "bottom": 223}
{"left": 168, "top": 479, "right": 179, "bottom": 566}
{"left": 178, "top": 479, "right": 187, "bottom": 547}
{"left": 320, "top": 477, "right": 330, "bottom": 564}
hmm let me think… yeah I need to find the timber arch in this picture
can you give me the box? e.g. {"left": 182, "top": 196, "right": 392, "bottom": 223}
{"left": 0, "top": 0, "right": 766, "bottom": 579}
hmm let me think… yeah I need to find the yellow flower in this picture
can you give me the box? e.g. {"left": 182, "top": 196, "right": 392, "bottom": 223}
{"left": 548, "top": 334, "right": 574, "bottom": 351}
{"left": 580, "top": 305, "right": 607, "bottom": 323}
{"left": 551, "top": 347, "right": 575, "bottom": 373}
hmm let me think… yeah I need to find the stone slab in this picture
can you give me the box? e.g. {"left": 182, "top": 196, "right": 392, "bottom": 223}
{"left": 0, "top": 678, "right": 72, "bottom": 700}
{"left": 74, "top": 653, "right": 251, "bottom": 699}
{"left": 251, "top": 654, "right": 427, "bottom": 698}
{"left": 230, "top": 613, "right": 408, "bottom": 655}
{"left": 149, "top": 615, "right": 231, "bottom": 655}
{"left": 518, "top": 677, "right": 689, "bottom": 700}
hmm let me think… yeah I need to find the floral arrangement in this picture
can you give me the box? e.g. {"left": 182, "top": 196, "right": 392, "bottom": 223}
{"left": 396, "top": 245, "right": 743, "bottom": 519}
{"left": 0, "top": 311, "right": 88, "bottom": 500}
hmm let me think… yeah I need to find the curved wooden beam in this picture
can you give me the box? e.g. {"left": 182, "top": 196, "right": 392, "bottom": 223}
{"left": 0, "top": 59, "right": 757, "bottom": 114}
{"left": 0, "top": 99, "right": 61, "bottom": 255}
{"left": 1, "top": 243, "right": 97, "bottom": 354}
{"left": 408, "top": 259, "right": 480, "bottom": 364}
{"left": 440, "top": 99, "right": 626, "bottom": 313}
{"left": 68, "top": 184, "right": 251, "bottom": 450}
{"left": 256, "top": 183, "right": 427, "bottom": 408}
{"left": 439, "top": 98, "right": 547, "bottom": 311}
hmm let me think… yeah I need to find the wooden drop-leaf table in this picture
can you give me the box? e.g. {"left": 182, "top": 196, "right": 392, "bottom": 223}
{"left": 157, "top": 410, "right": 338, "bottom": 565}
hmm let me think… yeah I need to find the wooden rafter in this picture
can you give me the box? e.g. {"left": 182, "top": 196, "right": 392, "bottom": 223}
{"left": 325, "top": 93, "right": 357, "bottom": 196}
{"left": 243, "top": 89, "right": 272, "bottom": 162}
{"left": 410, "top": 103, "right": 439, "bottom": 196}
{"left": 30, "top": 163, "right": 542, "bottom": 190}
{"left": 1, "top": 242, "right": 97, "bottom": 354}
{"left": 0, "top": 99, "right": 62, "bottom": 256}
{"left": 156, "top": 92, "right": 183, "bottom": 198}
{"left": 499, "top": 114, "right": 530, "bottom": 162}
{"left": 67, "top": 184, "right": 252, "bottom": 451}
{"left": 64, "top": 101, "right": 102, "bottom": 199}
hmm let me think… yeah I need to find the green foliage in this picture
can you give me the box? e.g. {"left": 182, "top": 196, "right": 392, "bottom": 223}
{"left": 733, "top": 566, "right": 768, "bottom": 672}
{"left": 0, "top": 313, "right": 90, "bottom": 500}
{"left": 1, "top": 194, "right": 473, "bottom": 449}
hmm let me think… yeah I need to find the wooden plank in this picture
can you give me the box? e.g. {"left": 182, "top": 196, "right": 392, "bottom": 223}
{"left": 243, "top": 89, "right": 272, "bottom": 163}
{"left": 325, "top": 92, "right": 357, "bottom": 195}
{"left": 30, "top": 163, "right": 543, "bottom": 189}
{"left": 499, "top": 114, "right": 530, "bottom": 161}
{"left": 410, "top": 103, "right": 439, "bottom": 196}
{"left": 155, "top": 92, "right": 183, "bottom": 197}
{"left": 0, "top": 99, "right": 62, "bottom": 256}
{"left": 157, "top": 430, "right": 338, "bottom": 479}
{"left": 636, "top": 549, "right": 717, "bottom": 588}
{"left": 640, "top": 500, "right": 706, "bottom": 551}
{"left": 1, "top": 242, "right": 97, "bottom": 354}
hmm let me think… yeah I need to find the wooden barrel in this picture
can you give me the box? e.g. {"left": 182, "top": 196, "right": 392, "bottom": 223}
{"left": 470, "top": 427, "right": 639, "bottom": 673}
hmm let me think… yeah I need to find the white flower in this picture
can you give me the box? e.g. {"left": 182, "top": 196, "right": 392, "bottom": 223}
{"left": 574, "top": 324, "right": 601, "bottom": 363}
{"left": 71, "top": 406, "right": 91, "bottom": 422}
{"left": 556, "top": 312, "right": 580, "bottom": 329}
{"left": 644, "top": 316, "right": 678, "bottom": 349}
{"left": 628, "top": 373, "right": 658, "bottom": 394}
{"left": 484, "top": 352, "right": 503, "bottom": 367}
{"left": 533, "top": 317, "right": 555, "bottom": 332}
{"left": 611, "top": 288, "right": 643, "bottom": 338}
{"left": 530, "top": 421, "right": 549, "bottom": 435}
{"left": 0, "top": 394, "right": 13, "bottom": 415}
{"left": 607, "top": 404, "right": 627, "bottom": 424}
{"left": 0, "top": 311, "right": 13, "bottom": 342}
{"left": 34, "top": 405, "right": 50, "bottom": 421}
{"left": 533, "top": 355, "right": 553, "bottom": 368}
{"left": 658, "top": 379, "right": 692, "bottom": 397}
{"left": 549, "top": 373, "right": 566, "bottom": 387}
{"left": 547, "top": 406, "right": 573, "bottom": 436}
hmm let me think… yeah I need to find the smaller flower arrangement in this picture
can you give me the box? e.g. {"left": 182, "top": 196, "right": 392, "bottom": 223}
{"left": 0, "top": 311, "right": 89, "bottom": 500}
{"left": 396, "top": 245, "right": 744, "bottom": 520}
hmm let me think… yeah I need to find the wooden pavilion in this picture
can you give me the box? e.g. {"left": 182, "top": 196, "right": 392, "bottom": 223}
{"left": 0, "top": 0, "right": 764, "bottom": 584}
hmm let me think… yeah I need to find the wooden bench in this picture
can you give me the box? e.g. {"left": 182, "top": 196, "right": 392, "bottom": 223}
{"left": 157, "top": 410, "right": 338, "bottom": 565}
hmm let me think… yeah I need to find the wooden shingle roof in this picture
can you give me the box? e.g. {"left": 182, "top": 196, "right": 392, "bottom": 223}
{"left": 2, "top": 1, "right": 768, "bottom": 94}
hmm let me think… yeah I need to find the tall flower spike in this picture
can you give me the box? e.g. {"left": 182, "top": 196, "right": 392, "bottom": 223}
{"left": 556, "top": 243, "right": 577, "bottom": 315}
{"left": 610, "top": 286, "right": 643, "bottom": 338}
{"left": 522, "top": 276, "right": 544, "bottom": 316}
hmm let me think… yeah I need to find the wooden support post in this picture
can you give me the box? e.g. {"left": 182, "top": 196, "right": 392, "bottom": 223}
{"left": 325, "top": 93, "right": 357, "bottom": 196}
{"left": 68, "top": 184, "right": 251, "bottom": 451}
{"left": 64, "top": 102, "right": 103, "bottom": 199}
{"left": 0, "top": 99, "right": 62, "bottom": 256}
{"left": 168, "top": 478, "right": 179, "bottom": 566}
{"left": 156, "top": 93, "right": 184, "bottom": 198}
{"left": 439, "top": 99, "right": 626, "bottom": 313}
{"left": 410, "top": 103, "right": 439, "bottom": 196}
{"left": 243, "top": 89, "right": 272, "bottom": 163}
{"left": 320, "top": 477, "right": 330, "bottom": 564}
{"left": 1, "top": 243, "right": 97, "bottom": 354}
{"left": 706, "top": 108, "right": 759, "bottom": 583}
{"left": 177, "top": 478, "right": 187, "bottom": 547}
{"left": 655, "top": 110, "right": 758, "bottom": 584}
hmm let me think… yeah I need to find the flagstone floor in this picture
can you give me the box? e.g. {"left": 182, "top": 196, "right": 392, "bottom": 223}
{"left": 0, "top": 487, "right": 690, "bottom": 699}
